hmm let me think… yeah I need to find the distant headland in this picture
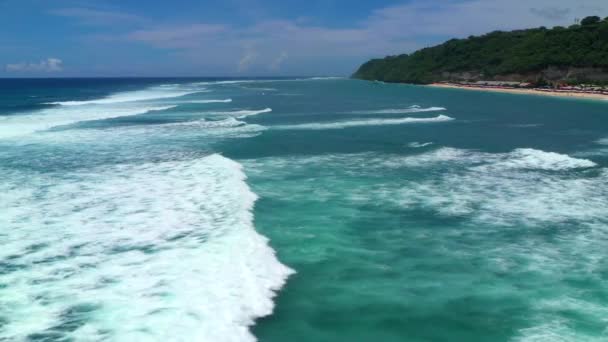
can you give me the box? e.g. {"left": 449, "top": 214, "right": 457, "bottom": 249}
{"left": 353, "top": 16, "right": 608, "bottom": 99}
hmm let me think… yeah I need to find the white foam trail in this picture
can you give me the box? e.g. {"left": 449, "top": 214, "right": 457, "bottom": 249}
{"left": 350, "top": 106, "right": 447, "bottom": 114}
{"left": 168, "top": 117, "right": 247, "bottom": 129}
{"left": 195, "top": 117, "right": 246, "bottom": 128}
{"left": 508, "top": 123, "right": 542, "bottom": 128}
{"left": 376, "top": 147, "right": 476, "bottom": 168}
{"left": 244, "top": 88, "right": 277, "bottom": 92}
{"left": 191, "top": 80, "right": 254, "bottom": 86}
{"left": 489, "top": 148, "right": 597, "bottom": 171}
{"left": 0, "top": 155, "right": 294, "bottom": 341}
{"left": 265, "top": 147, "right": 604, "bottom": 227}
{"left": 273, "top": 147, "right": 602, "bottom": 227}
{"left": 597, "top": 138, "right": 608, "bottom": 145}
{"left": 307, "top": 77, "right": 345, "bottom": 80}
{"left": 376, "top": 147, "right": 596, "bottom": 171}
{"left": 273, "top": 115, "right": 454, "bottom": 130}
{"left": 408, "top": 142, "right": 434, "bottom": 148}
{"left": 248, "top": 147, "right": 607, "bottom": 227}
{"left": 190, "top": 78, "right": 342, "bottom": 87}
{"left": 392, "top": 148, "right": 604, "bottom": 225}
{"left": 47, "top": 89, "right": 202, "bottom": 106}
{"left": 187, "top": 99, "right": 232, "bottom": 104}
{"left": 201, "top": 108, "right": 272, "bottom": 119}
{"left": 214, "top": 80, "right": 251, "bottom": 84}
{"left": 0, "top": 105, "right": 177, "bottom": 139}
{"left": 236, "top": 108, "right": 272, "bottom": 119}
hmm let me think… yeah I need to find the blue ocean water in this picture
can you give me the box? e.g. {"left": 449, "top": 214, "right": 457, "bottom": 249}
{"left": 1, "top": 78, "right": 607, "bottom": 341}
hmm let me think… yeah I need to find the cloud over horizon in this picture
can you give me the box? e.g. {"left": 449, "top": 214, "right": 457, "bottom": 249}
{"left": 6, "top": 58, "right": 64, "bottom": 73}
{"left": 120, "top": 0, "right": 608, "bottom": 75}
{"left": 1, "top": 0, "right": 607, "bottom": 76}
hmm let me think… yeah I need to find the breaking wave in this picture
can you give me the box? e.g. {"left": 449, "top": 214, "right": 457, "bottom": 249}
{"left": 167, "top": 117, "right": 248, "bottom": 129}
{"left": 46, "top": 88, "right": 203, "bottom": 106}
{"left": 187, "top": 99, "right": 233, "bottom": 104}
{"left": 390, "top": 147, "right": 604, "bottom": 226}
{"left": 0, "top": 105, "right": 177, "bottom": 139}
{"left": 273, "top": 115, "right": 454, "bottom": 130}
{"left": 350, "top": 106, "right": 447, "bottom": 115}
{"left": 0, "top": 155, "right": 294, "bottom": 341}
{"left": 408, "top": 142, "right": 434, "bottom": 148}
{"left": 307, "top": 77, "right": 345, "bottom": 80}
{"left": 202, "top": 108, "right": 273, "bottom": 119}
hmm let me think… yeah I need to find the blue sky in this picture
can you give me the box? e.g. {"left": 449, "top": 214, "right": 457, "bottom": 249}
{"left": 1, "top": 0, "right": 607, "bottom": 77}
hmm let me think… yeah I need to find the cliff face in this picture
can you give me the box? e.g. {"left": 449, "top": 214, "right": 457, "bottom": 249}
{"left": 439, "top": 67, "right": 608, "bottom": 84}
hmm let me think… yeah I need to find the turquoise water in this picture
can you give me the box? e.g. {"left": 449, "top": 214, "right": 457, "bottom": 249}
{"left": 1, "top": 78, "right": 607, "bottom": 341}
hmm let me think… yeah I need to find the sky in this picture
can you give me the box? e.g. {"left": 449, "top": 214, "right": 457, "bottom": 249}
{"left": 1, "top": 0, "right": 607, "bottom": 77}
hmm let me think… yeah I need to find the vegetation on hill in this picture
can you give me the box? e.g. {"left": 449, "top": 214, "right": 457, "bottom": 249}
{"left": 353, "top": 16, "right": 608, "bottom": 85}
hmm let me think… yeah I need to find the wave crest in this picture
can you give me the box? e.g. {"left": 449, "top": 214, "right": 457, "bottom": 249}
{"left": 0, "top": 154, "right": 294, "bottom": 341}
{"left": 350, "top": 106, "right": 447, "bottom": 115}
{"left": 47, "top": 89, "right": 203, "bottom": 106}
{"left": 273, "top": 115, "right": 454, "bottom": 130}
{"left": 0, "top": 105, "right": 177, "bottom": 139}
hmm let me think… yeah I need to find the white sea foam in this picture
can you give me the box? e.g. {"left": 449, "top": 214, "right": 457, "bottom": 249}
{"left": 350, "top": 106, "right": 447, "bottom": 115}
{"left": 392, "top": 148, "right": 605, "bottom": 226}
{"left": 266, "top": 148, "right": 603, "bottom": 226}
{"left": 377, "top": 147, "right": 478, "bottom": 168}
{"left": 187, "top": 99, "right": 232, "bottom": 104}
{"left": 169, "top": 117, "right": 247, "bottom": 129}
{"left": 307, "top": 77, "right": 345, "bottom": 80}
{"left": 488, "top": 148, "right": 597, "bottom": 171}
{"left": 0, "top": 154, "right": 294, "bottom": 341}
{"left": 508, "top": 123, "right": 543, "bottom": 128}
{"left": 408, "top": 142, "right": 434, "bottom": 148}
{"left": 251, "top": 146, "right": 605, "bottom": 229}
{"left": 203, "top": 108, "right": 272, "bottom": 119}
{"left": 273, "top": 115, "right": 454, "bottom": 130}
{"left": 191, "top": 80, "right": 254, "bottom": 86}
{"left": 597, "top": 137, "right": 608, "bottom": 145}
{"left": 242, "top": 87, "right": 278, "bottom": 92}
{"left": 47, "top": 89, "right": 202, "bottom": 106}
{"left": 377, "top": 147, "right": 596, "bottom": 171}
{"left": 214, "top": 80, "right": 252, "bottom": 84}
{"left": 0, "top": 105, "right": 177, "bottom": 139}
{"left": 514, "top": 297, "right": 608, "bottom": 341}
{"left": 236, "top": 108, "right": 272, "bottom": 119}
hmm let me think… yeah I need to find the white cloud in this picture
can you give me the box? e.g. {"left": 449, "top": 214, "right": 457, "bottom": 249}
{"left": 269, "top": 51, "right": 288, "bottom": 70}
{"left": 128, "top": 24, "right": 226, "bottom": 49}
{"left": 530, "top": 7, "right": 572, "bottom": 20}
{"left": 49, "top": 0, "right": 608, "bottom": 75}
{"left": 238, "top": 49, "right": 258, "bottom": 72}
{"left": 365, "top": 0, "right": 608, "bottom": 40}
{"left": 50, "top": 7, "right": 145, "bottom": 25}
{"left": 6, "top": 58, "right": 63, "bottom": 72}
{"left": 118, "top": 0, "right": 608, "bottom": 74}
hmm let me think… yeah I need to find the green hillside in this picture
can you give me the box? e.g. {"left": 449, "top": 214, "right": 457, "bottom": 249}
{"left": 353, "top": 16, "right": 608, "bottom": 85}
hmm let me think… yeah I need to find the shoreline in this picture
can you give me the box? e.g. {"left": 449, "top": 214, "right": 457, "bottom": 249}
{"left": 427, "top": 83, "right": 608, "bottom": 101}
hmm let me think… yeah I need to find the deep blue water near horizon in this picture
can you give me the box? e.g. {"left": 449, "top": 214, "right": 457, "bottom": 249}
{"left": 1, "top": 77, "right": 607, "bottom": 341}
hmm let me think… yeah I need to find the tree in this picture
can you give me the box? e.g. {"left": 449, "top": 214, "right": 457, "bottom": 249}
{"left": 581, "top": 16, "right": 601, "bottom": 26}
{"left": 353, "top": 17, "right": 608, "bottom": 84}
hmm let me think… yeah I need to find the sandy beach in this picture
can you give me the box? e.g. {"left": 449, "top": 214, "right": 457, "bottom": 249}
{"left": 429, "top": 83, "right": 608, "bottom": 101}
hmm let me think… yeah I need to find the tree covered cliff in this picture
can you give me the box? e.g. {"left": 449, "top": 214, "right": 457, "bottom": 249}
{"left": 353, "top": 16, "right": 608, "bottom": 84}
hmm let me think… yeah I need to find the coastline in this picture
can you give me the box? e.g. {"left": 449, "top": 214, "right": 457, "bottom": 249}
{"left": 427, "top": 83, "right": 608, "bottom": 101}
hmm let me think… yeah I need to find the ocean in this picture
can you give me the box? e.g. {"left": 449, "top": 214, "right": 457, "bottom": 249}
{"left": 1, "top": 77, "right": 607, "bottom": 341}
